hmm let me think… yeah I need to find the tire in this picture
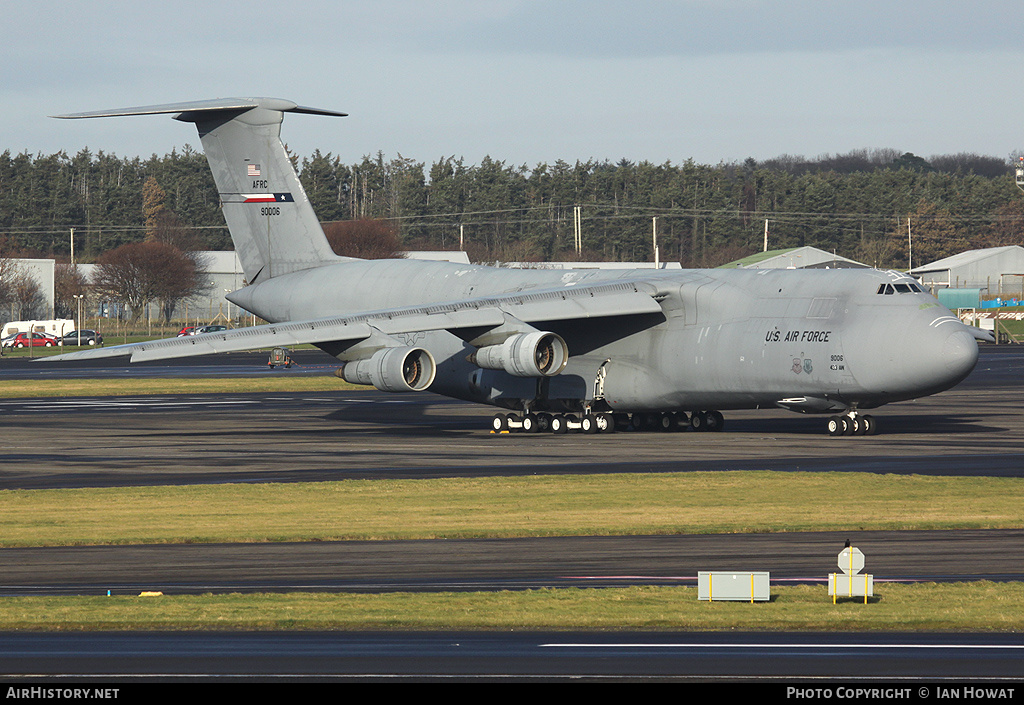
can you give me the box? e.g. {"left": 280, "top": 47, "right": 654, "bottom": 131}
{"left": 581, "top": 415, "right": 597, "bottom": 434}
{"left": 706, "top": 410, "right": 724, "bottom": 432}
{"left": 491, "top": 413, "right": 508, "bottom": 432}
{"left": 536, "top": 414, "right": 552, "bottom": 432}
{"left": 827, "top": 416, "right": 843, "bottom": 436}
{"left": 550, "top": 415, "right": 567, "bottom": 434}
{"left": 522, "top": 414, "right": 539, "bottom": 433}
{"left": 690, "top": 411, "right": 707, "bottom": 431}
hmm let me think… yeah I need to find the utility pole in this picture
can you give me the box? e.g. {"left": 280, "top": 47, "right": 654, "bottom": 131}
{"left": 574, "top": 206, "right": 582, "bottom": 256}
{"left": 652, "top": 217, "right": 660, "bottom": 268}
{"left": 763, "top": 219, "right": 769, "bottom": 252}
{"left": 907, "top": 217, "right": 913, "bottom": 272}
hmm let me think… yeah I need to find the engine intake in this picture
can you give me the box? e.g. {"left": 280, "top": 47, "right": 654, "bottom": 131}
{"left": 469, "top": 331, "right": 568, "bottom": 377}
{"left": 339, "top": 347, "right": 436, "bottom": 392}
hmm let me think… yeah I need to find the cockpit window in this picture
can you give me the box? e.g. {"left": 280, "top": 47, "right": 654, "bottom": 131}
{"left": 877, "top": 282, "right": 922, "bottom": 294}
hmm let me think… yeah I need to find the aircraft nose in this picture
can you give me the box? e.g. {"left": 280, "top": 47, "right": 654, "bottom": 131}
{"left": 940, "top": 328, "right": 978, "bottom": 382}
{"left": 899, "top": 325, "right": 978, "bottom": 394}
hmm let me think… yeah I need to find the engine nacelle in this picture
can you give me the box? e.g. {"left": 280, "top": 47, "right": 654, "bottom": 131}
{"left": 339, "top": 347, "right": 436, "bottom": 392}
{"left": 469, "top": 331, "right": 569, "bottom": 377}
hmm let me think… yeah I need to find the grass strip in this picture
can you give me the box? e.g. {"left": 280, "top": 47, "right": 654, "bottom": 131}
{"left": 1, "top": 472, "right": 1021, "bottom": 547}
{"left": 0, "top": 375, "right": 362, "bottom": 397}
{"left": 2, "top": 584, "right": 1022, "bottom": 632}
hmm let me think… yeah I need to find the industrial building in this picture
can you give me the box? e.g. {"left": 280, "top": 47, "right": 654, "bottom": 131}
{"left": 910, "top": 246, "right": 1024, "bottom": 299}
{"left": 719, "top": 246, "right": 868, "bottom": 270}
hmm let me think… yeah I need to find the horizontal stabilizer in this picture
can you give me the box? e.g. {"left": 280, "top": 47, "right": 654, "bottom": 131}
{"left": 51, "top": 98, "right": 347, "bottom": 121}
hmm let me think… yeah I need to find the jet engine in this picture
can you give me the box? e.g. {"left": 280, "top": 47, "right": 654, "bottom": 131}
{"left": 338, "top": 346, "right": 436, "bottom": 392}
{"left": 468, "top": 331, "right": 569, "bottom": 378}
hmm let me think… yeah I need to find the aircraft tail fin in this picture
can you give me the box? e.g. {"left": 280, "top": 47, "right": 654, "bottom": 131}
{"left": 54, "top": 98, "right": 353, "bottom": 284}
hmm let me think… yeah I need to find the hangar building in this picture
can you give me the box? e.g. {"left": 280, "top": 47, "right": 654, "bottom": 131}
{"left": 719, "top": 246, "right": 868, "bottom": 270}
{"left": 910, "top": 246, "right": 1024, "bottom": 298}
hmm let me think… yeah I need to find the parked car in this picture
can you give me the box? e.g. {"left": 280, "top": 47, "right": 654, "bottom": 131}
{"left": 3, "top": 332, "right": 59, "bottom": 348}
{"left": 192, "top": 325, "right": 229, "bottom": 335}
{"left": 176, "top": 326, "right": 198, "bottom": 337}
{"left": 58, "top": 330, "right": 103, "bottom": 346}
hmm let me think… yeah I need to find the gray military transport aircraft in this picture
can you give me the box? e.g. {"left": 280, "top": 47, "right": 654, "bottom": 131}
{"left": 48, "top": 97, "right": 989, "bottom": 436}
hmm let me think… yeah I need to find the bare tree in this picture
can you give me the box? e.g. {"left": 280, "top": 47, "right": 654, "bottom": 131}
{"left": 9, "top": 270, "right": 45, "bottom": 320}
{"left": 54, "top": 263, "right": 89, "bottom": 319}
{"left": 323, "top": 219, "right": 404, "bottom": 259}
{"left": 92, "top": 241, "right": 207, "bottom": 322}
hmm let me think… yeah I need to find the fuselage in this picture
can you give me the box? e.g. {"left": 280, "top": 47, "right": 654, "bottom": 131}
{"left": 227, "top": 259, "right": 979, "bottom": 415}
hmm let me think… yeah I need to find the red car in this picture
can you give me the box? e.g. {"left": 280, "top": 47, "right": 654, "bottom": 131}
{"left": 3, "top": 332, "right": 58, "bottom": 348}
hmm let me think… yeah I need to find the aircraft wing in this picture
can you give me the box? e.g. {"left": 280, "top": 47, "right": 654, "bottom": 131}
{"left": 41, "top": 280, "right": 665, "bottom": 364}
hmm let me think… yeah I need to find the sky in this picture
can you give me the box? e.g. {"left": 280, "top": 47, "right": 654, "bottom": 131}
{"left": 5, "top": 0, "right": 1024, "bottom": 168}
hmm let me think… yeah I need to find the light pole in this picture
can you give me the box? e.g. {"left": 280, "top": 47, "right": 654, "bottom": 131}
{"left": 73, "top": 294, "right": 84, "bottom": 346}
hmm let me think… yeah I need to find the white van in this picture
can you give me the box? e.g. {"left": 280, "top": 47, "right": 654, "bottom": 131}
{"left": 1, "top": 319, "right": 76, "bottom": 339}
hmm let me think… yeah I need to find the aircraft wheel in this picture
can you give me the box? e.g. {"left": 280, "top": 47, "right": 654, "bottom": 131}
{"left": 690, "top": 411, "right": 708, "bottom": 431}
{"left": 550, "top": 415, "right": 568, "bottom": 434}
{"left": 706, "top": 410, "right": 724, "bottom": 432}
{"left": 521, "top": 413, "right": 540, "bottom": 433}
{"left": 851, "top": 416, "right": 867, "bottom": 436}
{"left": 596, "top": 413, "right": 615, "bottom": 433}
{"left": 491, "top": 413, "right": 508, "bottom": 432}
{"left": 536, "top": 413, "right": 552, "bottom": 432}
{"left": 628, "top": 414, "right": 644, "bottom": 432}
{"left": 861, "top": 415, "right": 877, "bottom": 436}
{"left": 581, "top": 415, "right": 598, "bottom": 434}
{"left": 656, "top": 413, "right": 676, "bottom": 432}
{"left": 827, "top": 416, "right": 844, "bottom": 436}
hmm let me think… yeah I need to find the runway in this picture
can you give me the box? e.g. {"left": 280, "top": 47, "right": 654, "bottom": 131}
{"left": 1, "top": 631, "right": 1022, "bottom": 681}
{"left": 1, "top": 346, "right": 1022, "bottom": 680}
{"left": 0, "top": 346, "right": 1022, "bottom": 592}
{"left": 1, "top": 347, "right": 1024, "bottom": 490}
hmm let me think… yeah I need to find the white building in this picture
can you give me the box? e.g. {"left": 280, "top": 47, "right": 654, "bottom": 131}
{"left": 910, "top": 246, "right": 1024, "bottom": 297}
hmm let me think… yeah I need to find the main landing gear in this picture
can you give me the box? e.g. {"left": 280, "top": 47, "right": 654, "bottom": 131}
{"left": 490, "top": 410, "right": 725, "bottom": 435}
{"left": 826, "top": 412, "right": 877, "bottom": 436}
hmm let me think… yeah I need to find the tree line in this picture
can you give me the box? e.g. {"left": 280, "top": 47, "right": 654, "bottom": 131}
{"left": 2, "top": 145, "right": 1023, "bottom": 276}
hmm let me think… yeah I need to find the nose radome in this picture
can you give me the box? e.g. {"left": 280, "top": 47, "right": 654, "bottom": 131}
{"left": 942, "top": 328, "right": 979, "bottom": 382}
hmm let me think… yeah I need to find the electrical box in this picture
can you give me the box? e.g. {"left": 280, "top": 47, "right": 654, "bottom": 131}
{"left": 697, "top": 571, "right": 770, "bottom": 602}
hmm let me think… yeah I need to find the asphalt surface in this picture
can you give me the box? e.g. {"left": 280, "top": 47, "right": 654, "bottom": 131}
{"left": 1, "top": 345, "right": 1022, "bottom": 680}
{"left": 1, "top": 347, "right": 1023, "bottom": 489}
